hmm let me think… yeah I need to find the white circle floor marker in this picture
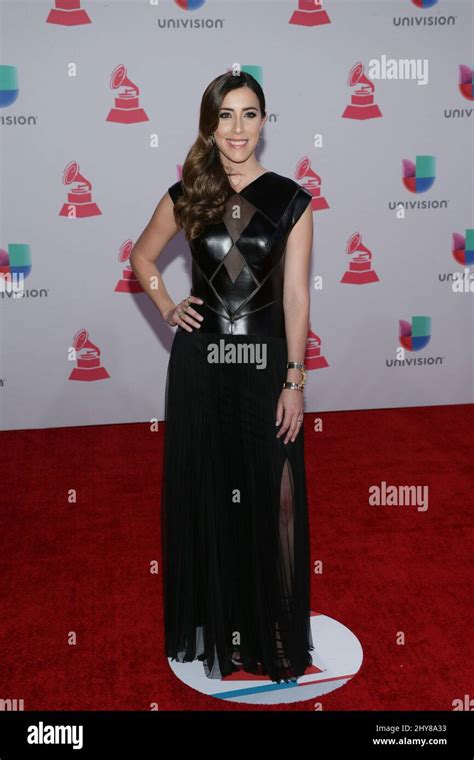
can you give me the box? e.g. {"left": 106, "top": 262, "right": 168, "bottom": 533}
{"left": 168, "top": 612, "right": 363, "bottom": 705}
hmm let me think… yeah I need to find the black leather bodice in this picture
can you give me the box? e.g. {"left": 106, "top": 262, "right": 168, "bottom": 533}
{"left": 167, "top": 171, "right": 312, "bottom": 338}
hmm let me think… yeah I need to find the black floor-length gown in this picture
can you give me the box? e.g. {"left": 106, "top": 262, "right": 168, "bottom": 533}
{"left": 161, "top": 171, "right": 314, "bottom": 683}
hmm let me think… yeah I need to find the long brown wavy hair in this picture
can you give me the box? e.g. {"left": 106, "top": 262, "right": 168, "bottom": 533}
{"left": 171, "top": 70, "right": 266, "bottom": 241}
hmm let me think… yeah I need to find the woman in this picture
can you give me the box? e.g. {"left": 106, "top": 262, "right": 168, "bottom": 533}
{"left": 130, "top": 71, "right": 314, "bottom": 684}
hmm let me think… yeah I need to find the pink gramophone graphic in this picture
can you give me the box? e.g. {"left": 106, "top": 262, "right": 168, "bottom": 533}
{"left": 68, "top": 329, "right": 110, "bottom": 381}
{"left": 106, "top": 65, "right": 149, "bottom": 124}
{"left": 304, "top": 327, "right": 329, "bottom": 370}
{"left": 289, "top": 0, "right": 331, "bottom": 26}
{"left": 295, "top": 157, "right": 329, "bottom": 212}
{"left": 342, "top": 62, "right": 382, "bottom": 120}
{"left": 115, "top": 240, "right": 143, "bottom": 293}
{"left": 59, "top": 161, "right": 101, "bottom": 218}
{"left": 341, "top": 232, "right": 379, "bottom": 284}
{"left": 46, "top": 0, "right": 91, "bottom": 26}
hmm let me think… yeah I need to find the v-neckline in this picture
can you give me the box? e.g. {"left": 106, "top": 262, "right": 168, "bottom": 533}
{"left": 229, "top": 171, "right": 272, "bottom": 195}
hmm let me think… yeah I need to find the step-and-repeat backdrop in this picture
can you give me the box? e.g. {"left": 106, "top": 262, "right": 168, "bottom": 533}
{"left": 1, "top": 0, "right": 473, "bottom": 430}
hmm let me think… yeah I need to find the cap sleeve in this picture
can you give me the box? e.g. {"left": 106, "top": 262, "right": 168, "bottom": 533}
{"left": 290, "top": 185, "right": 312, "bottom": 230}
{"left": 168, "top": 179, "right": 184, "bottom": 204}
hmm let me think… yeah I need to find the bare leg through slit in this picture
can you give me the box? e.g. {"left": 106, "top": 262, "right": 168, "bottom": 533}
{"left": 231, "top": 456, "right": 298, "bottom": 680}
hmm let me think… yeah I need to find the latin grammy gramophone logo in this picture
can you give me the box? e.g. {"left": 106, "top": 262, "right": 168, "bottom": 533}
{"left": 68, "top": 329, "right": 110, "bottom": 381}
{"left": 115, "top": 240, "right": 143, "bottom": 293}
{"left": 59, "top": 161, "right": 101, "bottom": 218}
{"left": 402, "top": 155, "right": 436, "bottom": 193}
{"left": 399, "top": 316, "right": 431, "bottom": 351}
{"left": 342, "top": 62, "right": 382, "bottom": 120}
{"left": 46, "top": 0, "right": 91, "bottom": 26}
{"left": 289, "top": 0, "right": 331, "bottom": 26}
{"left": 459, "top": 65, "right": 474, "bottom": 101}
{"left": 0, "top": 243, "right": 31, "bottom": 295}
{"left": 106, "top": 65, "right": 149, "bottom": 124}
{"left": 452, "top": 230, "right": 474, "bottom": 266}
{"left": 341, "top": 233, "right": 379, "bottom": 285}
{"left": 304, "top": 327, "right": 329, "bottom": 371}
{"left": 295, "top": 157, "right": 329, "bottom": 212}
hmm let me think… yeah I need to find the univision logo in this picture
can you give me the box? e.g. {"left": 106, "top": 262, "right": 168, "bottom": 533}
{"left": 402, "top": 155, "right": 435, "bottom": 193}
{"left": 452, "top": 229, "right": 474, "bottom": 266}
{"left": 444, "top": 65, "right": 474, "bottom": 119}
{"left": 394, "top": 0, "right": 456, "bottom": 27}
{"left": 158, "top": 0, "right": 224, "bottom": 28}
{"left": 0, "top": 244, "right": 48, "bottom": 298}
{"left": 175, "top": 0, "right": 206, "bottom": 8}
{"left": 0, "top": 64, "right": 18, "bottom": 106}
{"left": 438, "top": 229, "right": 474, "bottom": 288}
{"left": 0, "top": 65, "right": 38, "bottom": 126}
{"left": 386, "top": 316, "right": 443, "bottom": 367}
{"left": 388, "top": 155, "right": 449, "bottom": 211}
{"left": 458, "top": 64, "right": 474, "bottom": 101}
{"left": 399, "top": 315, "right": 431, "bottom": 351}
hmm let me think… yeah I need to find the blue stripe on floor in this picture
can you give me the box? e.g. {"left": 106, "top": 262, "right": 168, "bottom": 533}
{"left": 213, "top": 680, "right": 300, "bottom": 699}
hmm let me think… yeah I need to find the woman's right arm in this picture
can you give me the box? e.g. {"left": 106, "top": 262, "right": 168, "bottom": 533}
{"left": 129, "top": 191, "right": 203, "bottom": 330}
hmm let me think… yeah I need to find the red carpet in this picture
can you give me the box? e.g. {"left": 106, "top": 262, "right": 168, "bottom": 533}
{"left": 1, "top": 404, "right": 473, "bottom": 710}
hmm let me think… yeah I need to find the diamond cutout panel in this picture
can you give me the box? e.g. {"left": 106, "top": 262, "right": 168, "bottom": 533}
{"left": 221, "top": 194, "right": 257, "bottom": 285}
{"left": 222, "top": 244, "right": 247, "bottom": 284}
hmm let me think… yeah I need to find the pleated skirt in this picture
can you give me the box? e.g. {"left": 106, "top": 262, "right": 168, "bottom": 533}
{"left": 161, "top": 328, "right": 314, "bottom": 683}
